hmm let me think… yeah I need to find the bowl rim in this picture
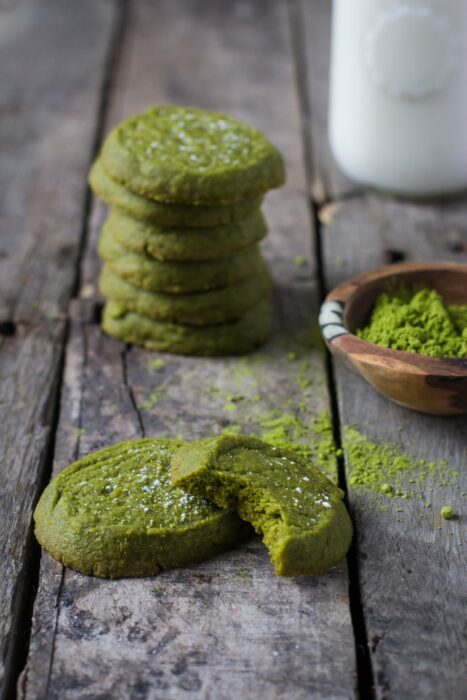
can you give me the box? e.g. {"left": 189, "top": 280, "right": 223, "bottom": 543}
{"left": 319, "top": 261, "right": 467, "bottom": 375}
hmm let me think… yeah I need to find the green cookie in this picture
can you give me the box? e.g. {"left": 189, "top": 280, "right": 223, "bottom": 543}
{"left": 99, "top": 265, "right": 271, "bottom": 325}
{"left": 99, "top": 105, "right": 285, "bottom": 204}
{"left": 102, "top": 298, "right": 272, "bottom": 356}
{"left": 171, "top": 435, "right": 353, "bottom": 576}
{"left": 34, "top": 438, "right": 251, "bottom": 578}
{"left": 89, "top": 161, "right": 263, "bottom": 227}
{"left": 98, "top": 225, "right": 264, "bottom": 293}
{"left": 106, "top": 208, "right": 267, "bottom": 261}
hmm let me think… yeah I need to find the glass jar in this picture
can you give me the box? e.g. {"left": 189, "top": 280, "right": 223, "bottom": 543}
{"left": 328, "top": 0, "right": 467, "bottom": 196}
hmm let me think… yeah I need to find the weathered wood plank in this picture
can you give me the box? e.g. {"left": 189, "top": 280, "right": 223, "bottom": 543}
{"left": 290, "top": 0, "right": 353, "bottom": 204}
{"left": 298, "top": 1, "right": 467, "bottom": 697}
{"left": 319, "top": 193, "right": 467, "bottom": 292}
{"left": 0, "top": 0, "right": 118, "bottom": 695}
{"left": 23, "top": 1, "right": 357, "bottom": 698}
{"left": 0, "top": 0, "right": 117, "bottom": 323}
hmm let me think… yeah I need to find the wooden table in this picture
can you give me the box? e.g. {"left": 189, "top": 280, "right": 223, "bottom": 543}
{"left": 1, "top": 1, "right": 466, "bottom": 698}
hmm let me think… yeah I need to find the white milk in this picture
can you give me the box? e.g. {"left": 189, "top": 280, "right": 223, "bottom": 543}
{"left": 329, "top": 0, "right": 467, "bottom": 196}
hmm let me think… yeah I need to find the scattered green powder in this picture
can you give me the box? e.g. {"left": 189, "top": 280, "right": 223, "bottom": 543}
{"left": 138, "top": 386, "right": 165, "bottom": 410}
{"left": 309, "top": 411, "right": 342, "bottom": 480}
{"left": 221, "top": 423, "right": 242, "bottom": 435}
{"left": 235, "top": 567, "right": 251, "bottom": 580}
{"left": 293, "top": 255, "right": 306, "bottom": 268}
{"left": 222, "top": 393, "right": 247, "bottom": 412}
{"left": 336, "top": 256, "right": 345, "bottom": 269}
{"left": 258, "top": 413, "right": 309, "bottom": 458}
{"left": 257, "top": 410, "right": 339, "bottom": 483}
{"left": 296, "top": 376, "right": 312, "bottom": 390}
{"left": 229, "top": 357, "right": 263, "bottom": 387}
{"left": 440, "top": 506, "right": 455, "bottom": 520}
{"left": 357, "top": 286, "right": 467, "bottom": 359}
{"left": 226, "top": 393, "right": 245, "bottom": 404}
{"left": 344, "top": 426, "right": 460, "bottom": 502}
{"left": 76, "top": 427, "right": 86, "bottom": 438}
{"left": 149, "top": 358, "right": 166, "bottom": 371}
{"left": 295, "top": 360, "right": 312, "bottom": 390}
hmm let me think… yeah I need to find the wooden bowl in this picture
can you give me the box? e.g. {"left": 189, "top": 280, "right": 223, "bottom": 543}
{"left": 319, "top": 262, "right": 467, "bottom": 415}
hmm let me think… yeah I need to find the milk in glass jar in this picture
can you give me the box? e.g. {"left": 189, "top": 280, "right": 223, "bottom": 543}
{"left": 328, "top": 0, "right": 467, "bottom": 196}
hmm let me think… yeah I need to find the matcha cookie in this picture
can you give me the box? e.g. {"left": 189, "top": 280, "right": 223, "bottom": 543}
{"left": 89, "top": 161, "right": 263, "bottom": 227}
{"left": 34, "top": 439, "right": 251, "bottom": 578}
{"left": 99, "top": 265, "right": 271, "bottom": 325}
{"left": 106, "top": 208, "right": 267, "bottom": 261}
{"left": 102, "top": 298, "right": 272, "bottom": 355}
{"left": 99, "top": 105, "right": 285, "bottom": 204}
{"left": 98, "top": 225, "right": 264, "bottom": 293}
{"left": 171, "top": 435, "right": 353, "bottom": 576}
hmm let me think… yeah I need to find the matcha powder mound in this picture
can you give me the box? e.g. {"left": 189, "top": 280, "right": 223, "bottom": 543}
{"left": 357, "top": 286, "right": 467, "bottom": 359}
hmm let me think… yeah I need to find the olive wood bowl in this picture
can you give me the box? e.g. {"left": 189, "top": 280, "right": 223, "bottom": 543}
{"left": 319, "top": 262, "right": 467, "bottom": 415}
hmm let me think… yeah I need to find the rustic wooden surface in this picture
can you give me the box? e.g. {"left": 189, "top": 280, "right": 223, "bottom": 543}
{"left": 1, "top": 0, "right": 465, "bottom": 698}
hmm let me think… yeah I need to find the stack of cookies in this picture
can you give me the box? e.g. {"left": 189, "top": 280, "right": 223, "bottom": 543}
{"left": 89, "top": 105, "right": 285, "bottom": 355}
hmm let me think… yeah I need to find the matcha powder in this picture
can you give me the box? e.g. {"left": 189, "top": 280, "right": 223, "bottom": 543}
{"left": 258, "top": 410, "right": 340, "bottom": 484}
{"left": 357, "top": 286, "right": 467, "bottom": 359}
{"left": 344, "top": 426, "right": 460, "bottom": 502}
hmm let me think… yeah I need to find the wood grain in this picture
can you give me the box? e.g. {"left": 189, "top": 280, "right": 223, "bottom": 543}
{"left": 298, "top": 0, "right": 467, "bottom": 697}
{"left": 22, "top": 1, "right": 356, "bottom": 698}
{"left": 0, "top": 1, "right": 117, "bottom": 695}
